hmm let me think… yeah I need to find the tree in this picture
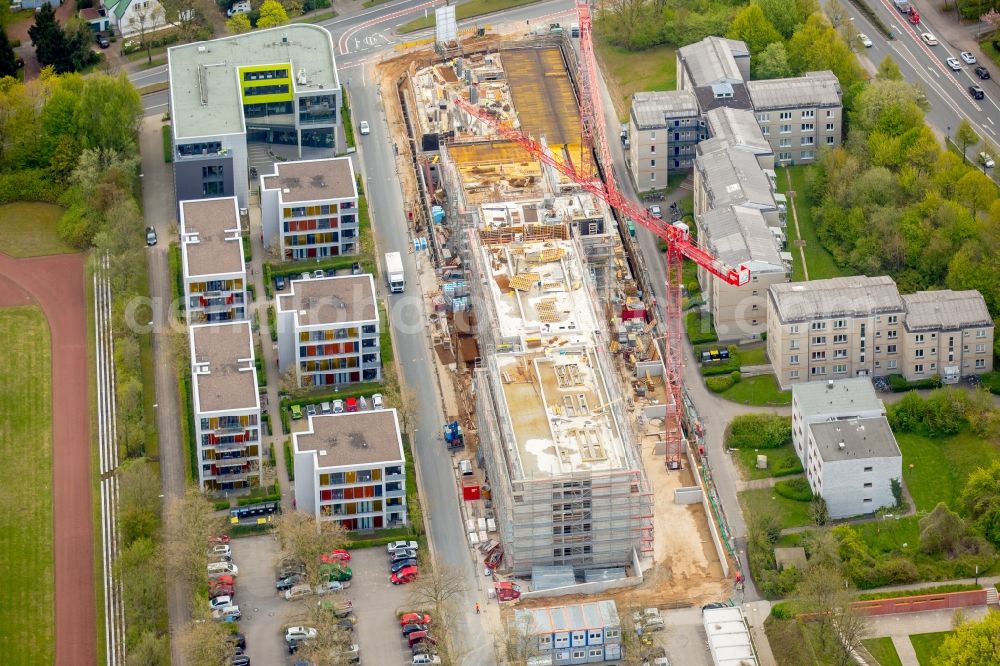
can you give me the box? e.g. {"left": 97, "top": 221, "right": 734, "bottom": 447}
{"left": 294, "top": 602, "right": 358, "bottom": 666}
{"left": 919, "top": 502, "right": 967, "bottom": 555}
{"left": 74, "top": 74, "right": 143, "bottom": 153}
{"left": 273, "top": 510, "right": 347, "bottom": 586}
{"left": 810, "top": 496, "right": 829, "bottom": 526}
{"left": 256, "top": 0, "right": 290, "bottom": 28}
{"left": 29, "top": 4, "right": 72, "bottom": 73}
{"left": 935, "top": 610, "right": 1000, "bottom": 665}
{"left": 955, "top": 169, "right": 995, "bottom": 218}
{"left": 407, "top": 559, "right": 468, "bottom": 652}
{"left": 177, "top": 614, "right": 236, "bottom": 666}
{"left": 494, "top": 613, "right": 542, "bottom": 665}
{"left": 226, "top": 12, "right": 251, "bottom": 34}
{"left": 118, "top": 458, "right": 161, "bottom": 545}
{"left": 127, "top": 2, "right": 165, "bottom": 65}
{"left": 960, "top": 459, "right": 1000, "bottom": 545}
{"left": 114, "top": 537, "right": 168, "bottom": 638}
{"left": 163, "top": 488, "right": 219, "bottom": 590}
{"left": 954, "top": 119, "right": 980, "bottom": 164}
{"left": 890, "top": 477, "right": 903, "bottom": 508}
{"left": 753, "top": 42, "right": 792, "bottom": 79}
{"left": 125, "top": 630, "right": 170, "bottom": 666}
{"left": 796, "top": 564, "right": 870, "bottom": 666}
{"left": 877, "top": 55, "right": 903, "bottom": 81}
{"left": 727, "top": 3, "right": 782, "bottom": 56}
{"left": 786, "top": 13, "right": 865, "bottom": 91}
{"left": 0, "top": 30, "right": 17, "bottom": 78}
{"left": 756, "top": 0, "right": 801, "bottom": 38}
{"left": 160, "top": 0, "right": 213, "bottom": 38}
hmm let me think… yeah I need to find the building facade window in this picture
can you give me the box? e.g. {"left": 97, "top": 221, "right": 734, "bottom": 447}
{"left": 779, "top": 111, "right": 792, "bottom": 120}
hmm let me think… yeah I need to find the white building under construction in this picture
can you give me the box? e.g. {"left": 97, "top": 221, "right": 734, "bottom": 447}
{"left": 470, "top": 226, "right": 654, "bottom": 577}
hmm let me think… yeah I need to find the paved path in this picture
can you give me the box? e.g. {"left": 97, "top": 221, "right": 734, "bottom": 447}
{"left": 0, "top": 252, "right": 96, "bottom": 666}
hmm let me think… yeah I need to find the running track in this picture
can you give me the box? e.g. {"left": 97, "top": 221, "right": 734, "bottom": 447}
{"left": 0, "top": 252, "right": 95, "bottom": 666}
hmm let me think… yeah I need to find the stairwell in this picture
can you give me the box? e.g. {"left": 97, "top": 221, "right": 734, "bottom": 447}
{"left": 986, "top": 585, "right": 998, "bottom": 607}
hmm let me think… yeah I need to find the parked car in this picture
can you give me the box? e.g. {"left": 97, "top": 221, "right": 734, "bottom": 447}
{"left": 96, "top": 33, "right": 110, "bottom": 49}
{"left": 391, "top": 558, "right": 417, "bottom": 574}
{"left": 920, "top": 32, "right": 938, "bottom": 45}
{"left": 306, "top": 403, "right": 317, "bottom": 417}
{"left": 345, "top": 397, "right": 359, "bottom": 412}
{"left": 337, "top": 616, "right": 358, "bottom": 631}
{"left": 391, "top": 548, "right": 417, "bottom": 562}
{"left": 276, "top": 574, "right": 302, "bottom": 591}
{"left": 321, "top": 549, "right": 351, "bottom": 563}
{"left": 407, "top": 631, "right": 436, "bottom": 648}
{"left": 372, "top": 393, "right": 384, "bottom": 409}
{"left": 857, "top": 33, "right": 872, "bottom": 47}
{"left": 285, "top": 627, "right": 318, "bottom": 643}
{"left": 274, "top": 275, "right": 287, "bottom": 291}
{"left": 318, "top": 598, "right": 354, "bottom": 617}
{"left": 208, "top": 562, "right": 238, "bottom": 578}
{"left": 209, "top": 583, "right": 234, "bottom": 599}
{"left": 961, "top": 51, "right": 977, "bottom": 64}
{"left": 319, "top": 563, "right": 353, "bottom": 582}
{"left": 359, "top": 121, "right": 370, "bottom": 135}
{"left": 633, "top": 608, "right": 665, "bottom": 633}
{"left": 209, "top": 535, "right": 231, "bottom": 545}
{"left": 315, "top": 580, "right": 350, "bottom": 595}
{"left": 412, "top": 655, "right": 442, "bottom": 665}
{"left": 402, "top": 623, "right": 429, "bottom": 636}
{"left": 947, "top": 57, "right": 962, "bottom": 71}
{"left": 411, "top": 641, "right": 437, "bottom": 656}
{"left": 214, "top": 574, "right": 236, "bottom": 587}
{"left": 400, "top": 613, "right": 432, "bottom": 626}
{"left": 210, "top": 595, "right": 233, "bottom": 610}
{"left": 284, "top": 584, "right": 313, "bottom": 601}
{"left": 290, "top": 404, "right": 302, "bottom": 420}
{"left": 648, "top": 205, "right": 662, "bottom": 219}
{"left": 208, "top": 544, "right": 232, "bottom": 558}
{"left": 975, "top": 65, "right": 991, "bottom": 79}
{"left": 313, "top": 269, "right": 324, "bottom": 278}
{"left": 391, "top": 566, "right": 419, "bottom": 585}
{"left": 231, "top": 656, "right": 250, "bottom": 666}
{"left": 332, "top": 399, "right": 344, "bottom": 414}
{"left": 226, "top": 633, "right": 246, "bottom": 650}
{"left": 145, "top": 226, "right": 157, "bottom": 246}
{"left": 387, "top": 540, "right": 419, "bottom": 555}
{"left": 970, "top": 85, "right": 986, "bottom": 100}
{"left": 212, "top": 605, "right": 241, "bottom": 622}
{"left": 979, "top": 152, "right": 995, "bottom": 168}
{"left": 320, "top": 401, "right": 332, "bottom": 414}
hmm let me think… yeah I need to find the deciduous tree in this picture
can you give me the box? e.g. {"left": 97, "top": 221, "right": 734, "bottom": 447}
{"left": 727, "top": 3, "right": 782, "bottom": 56}
{"left": 753, "top": 42, "right": 792, "bottom": 79}
{"left": 226, "top": 12, "right": 251, "bottom": 33}
{"left": 960, "top": 459, "right": 1000, "bottom": 545}
{"left": 256, "top": 0, "right": 289, "bottom": 28}
{"left": 954, "top": 119, "right": 980, "bottom": 164}
{"left": 163, "top": 488, "right": 219, "bottom": 589}
{"left": 756, "top": 0, "right": 801, "bottom": 38}
{"left": 177, "top": 613, "right": 236, "bottom": 666}
{"left": 877, "top": 55, "right": 903, "bottom": 81}
{"left": 127, "top": 3, "right": 165, "bottom": 65}
{"left": 935, "top": 610, "right": 1000, "bottom": 665}
{"left": 919, "top": 502, "right": 967, "bottom": 555}
{"left": 273, "top": 510, "right": 347, "bottom": 586}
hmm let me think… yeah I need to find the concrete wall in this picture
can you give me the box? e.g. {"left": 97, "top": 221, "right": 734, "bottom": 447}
{"left": 674, "top": 487, "right": 702, "bottom": 505}
{"left": 687, "top": 448, "right": 730, "bottom": 578}
{"left": 854, "top": 589, "right": 987, "bottom": 616}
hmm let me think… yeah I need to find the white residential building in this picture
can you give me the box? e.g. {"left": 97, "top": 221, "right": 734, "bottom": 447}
{"left": 104, "top": 0, "right": 169, "bottom": 38}
{"left": 293, "top": 410, "right": 407, "bottom": 530}
{"left": 276, "top": 275, "right": 381, "bottom": 388}
{"left": 179, "top": 197, "right": 247, "bottom": 323}
{"left": 189, "top": 321, "right": 262, "bottom": 493}
{"left": 791, "top": 378, "right": 901, "bottom": 519}
{"left": 260, "top": 157, "right": 360, "bottom": 261}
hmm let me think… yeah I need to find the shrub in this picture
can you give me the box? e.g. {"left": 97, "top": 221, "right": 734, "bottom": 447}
{"left": 706, "top": 373, "right": 735, "bottom": 392}
{"left": 685, "top": 309, "right": 718, "bottom": 344}
{"left": 212, "top": 499, "right": 231, "bottom": 511}
{"left": 770, "top": 602, "right": 792, "bottom": 619}
{"left": 726, "top": 414, "right": 792, "bottom": 450}
{"left": 889, "top": 388, "right": 970, "bottom": 436}
{"left": 887, "top": 373, "right": 941, "bottom": 392}
{"left": 758, "top": 566, "right": 803, "bottom": 599}
{"left": 774, "top": 477, "right": 813, "bottom": 502}
{"left": 772, "top": 455, "right": 804, "bottom": 477}
{"left": 0, "top": 169, "right": 63, "bottom": 205}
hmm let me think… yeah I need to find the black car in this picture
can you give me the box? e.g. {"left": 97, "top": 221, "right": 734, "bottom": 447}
{"left": 226, "top": 633, "right": 246, "bottom": 650}
{"left": 275, "top": 574, "right": 301, "bottom": 591}
{"left": 274, "top": 275, "right": 287, "bottom": 291}
{"left": 402, "top": 623, "right": 428, "bottom": 636}
{"left": 231, "top": 656, "right": 250, "bottom": 666}
{"left": 390, "top": 558, "right": 417, "bottom": 573}
{"left": 702, "top": 602, "right": 727, "bottom": 611}
{"left": 975, "top": 65, "right": 991, "bottom": 80}
{"left": 96, "top": 34, "right": 110, "bottom": 49}
{"left": 287, "top": 639, "right": 299, "bottom": 655}
{"left": 970, "top": 85, "right": 986, "bottom": 100}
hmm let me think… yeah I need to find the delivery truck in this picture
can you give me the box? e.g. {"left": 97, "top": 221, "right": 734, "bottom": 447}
{"left": 385, "top": 251, "right": 405, "bottom": 293}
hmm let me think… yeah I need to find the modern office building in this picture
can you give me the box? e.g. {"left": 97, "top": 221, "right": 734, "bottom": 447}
{"left": 276, "top": 275, "right": 381, "bottom": 388}
{"left": 514, "top": 600, "right": 622, "bottom": 665}
{"left": 189, "top": 321, "right": 262, "bottom": 493}
{"left": 767, "top": 277, "right": 994, "bottom": 388}
{"left": 791, "top": 379, "right": 901, "bottom": 519}
{"left": 167, "top": 25, "right": 341, "bottom": 207}
{"left": 627, "top": 90, "right": 702, "bottom": 191}
{"left": 748, "top": 71, "right": 843, "bottom": 164}
{"left": 676, "top": 36, "right": 751, "bottom": 113}
{"left": 292, "top": 410, "right": 408, "bottom": 530}
{"left": 179, "top": 197, "right": 247, "bottom": 324}
{"left": 260, "top": 157, "right": 360, "bottom": 261}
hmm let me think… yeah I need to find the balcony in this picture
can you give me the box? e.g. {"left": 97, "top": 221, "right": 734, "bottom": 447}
{"left": 385, "top": 485, "right": 406, "bottom": 498}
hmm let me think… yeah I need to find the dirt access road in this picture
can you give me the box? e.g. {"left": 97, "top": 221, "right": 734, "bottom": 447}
{"left": 0, "top": 252, "right": 95, "bottom": 666}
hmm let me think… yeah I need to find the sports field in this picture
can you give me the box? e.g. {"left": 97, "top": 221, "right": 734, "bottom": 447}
{"left": 0, "top": 305, "right": 54, "bottom": 664}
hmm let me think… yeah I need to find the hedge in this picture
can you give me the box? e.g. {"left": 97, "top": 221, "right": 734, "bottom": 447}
{"left": 161, "top": 125, "right": 172, "bottom": 163}
{"left": 685, "top": 309, "right": 718, "bottom": 344}
{"left": 268, "top": 305, "right": 278, "bottom": 341}
{"left": 236, "top": 483, "right": 281, "bottom": 506}
{"left": 229, "top": 522, "right": 275, "bottom": 538}
{"left": 857, "top": 583, "right": 981, "bottom": 601}
{"left": 0, "top": 170, "right": 63, "bottom": 205}
{"left": 774, "top": 477, "right": 813, "bottom": 502}
{"left": 263, "top": 255, "right": 378, "bottom": 283}
{"left": 284, "top": 439, "right": 295, "bottom": 481}
{"left": 213, "top": 498, "right": 231, "bottom": 511}
{"left": 706, "top": 371, "right": 739, "bottom": 392}
{"left": 726, "top": 414, "right": 792, "bottom": 450}
{"left": 977, "top": 371, "right": 1000, "bottom": 395}
{"left": 887, "top": 374, "right": 942, "bottom": 392}
{"left": 178, "top": 372, "right": 198, "bottom": 481}
{"left": 700, "top": 345, "right": 741, "bottom": 376}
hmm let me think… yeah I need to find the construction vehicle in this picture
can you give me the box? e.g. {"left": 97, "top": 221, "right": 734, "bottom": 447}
{"left": 451, "top": 1, "right": 750, "bottom": 471}
{"left": 444, "top": 421, "right": 465, "bottom": 449}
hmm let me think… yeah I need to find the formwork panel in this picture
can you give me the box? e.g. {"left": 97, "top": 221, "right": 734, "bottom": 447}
{"left": 504, "top": 48, "right": 580, "bottom": 148}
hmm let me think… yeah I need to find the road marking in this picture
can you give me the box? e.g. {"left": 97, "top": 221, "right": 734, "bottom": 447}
{"left": 990, "top": 117, "right": 995, "bottom": 125}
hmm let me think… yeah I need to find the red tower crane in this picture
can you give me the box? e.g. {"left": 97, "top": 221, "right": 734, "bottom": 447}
{"left": 452, "top": 2, "right": 749, "bottom": 469}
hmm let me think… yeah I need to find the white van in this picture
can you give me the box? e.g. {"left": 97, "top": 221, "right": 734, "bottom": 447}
{"left": 458, "top": 459, "right": 473, "bottom": 476}
{"left": 284, "top": 584, "right": 313, "bottom": 601}
{"left": 207, "top": 561, "right": 238, "bottom": 578}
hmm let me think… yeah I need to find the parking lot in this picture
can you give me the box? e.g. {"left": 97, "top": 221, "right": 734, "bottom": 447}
{"left": 228, "top": 534, "right": 415, "bottom": 665}
{"left": 658, "top": 607, "right": 713, "bottom": 666}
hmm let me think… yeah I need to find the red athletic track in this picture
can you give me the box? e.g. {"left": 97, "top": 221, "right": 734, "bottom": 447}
{"left": 0, "top": 252, "right": 95, "bottom": 666}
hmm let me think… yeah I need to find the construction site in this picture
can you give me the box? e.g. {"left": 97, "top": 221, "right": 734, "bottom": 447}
{"left": 376, "top": 23, "right": 731, "bottom": 606}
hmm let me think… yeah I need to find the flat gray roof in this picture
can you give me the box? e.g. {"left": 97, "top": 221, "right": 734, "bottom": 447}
{"left": 699, "top": 205, "right": 784, "bottom": 270}
{"left": 809, "top": 416, "right": 900, "bottom": 462}
{"left": 261, "top": 157, "right": 357, "bottom": 203}
{"left": 769, "top": 276, "right": 904, "bottom": 323}
{"left": 696, "top": 140, "right": 775, "bottom": 209}
{"left": 168, "top": 25, "right": 339, "bottom": 140}
{"left": 295, "top": 410, "right": 404, "bottom": 466}
{"left": 705, "top": 107, "right": 771, "bottom": 155}
{"left": 190, "top": 322, "right": 258, "bottom": 414}
{"left": 678, "top": 36, "right": 747, "bottom": 88}
{"left": 180, "top": 197, "right": 245, "bottom": 278}
{"left": 515, "top": 600, "right": 619, "bottom": 635}
{"left": 630, "top": 90, "right": 698, "bottom": 129}
{"left": 277, "top": 275, "right": 377, "bottom": 326}
{"left": 793, "top": 378, "right": 883, "bottom": 418}
{"left": 747, "top": 71, "right": 842, "bottom": 110}
{"left": 902, "top": 290, "right": 993, "bottom": 331}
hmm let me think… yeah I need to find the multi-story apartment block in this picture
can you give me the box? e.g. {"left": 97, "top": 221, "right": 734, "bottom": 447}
{"left": 791, "top": 379, "right": 901, "bottom": 519}
{"left": 703, "top": 107, "right": 774, "bottom": 170}
{"left": 292, "top": 410, "right": 407, "bottom": 530}
{"left": 627, "top": 90, "right": 702, "bottom": 191}
{"left": 900, "top": 290, "right": 994, "bottom": 382}
{"left": 767, "top": 277, "right": 994, "bottom": 389}
{"left": 167, "top": 25, "right": 341, "bottom": 207}
{"left": 179, "top": 197, "right": 247, "bottom": 324}
{"left": 276, "top": 275, "right": 381, "bottom": 388}
{"left": 696, "top": 204, "right": 789, "bottom": 341}
{"left": 693, "top": 135, "right": 777, "bottom": 220}
{"left": 748, "top": 71, "right": 843, "bottom": 164}
{"left": 260, "top": 157, "right": 360, "bottom": 261}
{"left": 189, "top": 321, "right": 262, "bottom": 493}
{"left": 514, "top": 600, "right": 622, "bottom": 665}
{"left": 676, "top": 36, "right": 751, "bottom": 113}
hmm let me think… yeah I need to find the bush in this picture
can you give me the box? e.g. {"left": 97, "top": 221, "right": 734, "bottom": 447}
{"left": 161, "top": 125, "right": 172, "bottom": 163}
{"left": 212, "top": 498, "right": 230, "bottom": 511}
{"left": 773, "top": 455, "right": 804, "bottom": 477}
{"left": 770, "top": 602, "right": 792, "bottom": 619}
{"left": 284, "top": 440, "right": 294, "bottom": 481}
{"left": 706, "top": 373, "right": 736, "bottom": 392}
{"left": 685, "top": 309, "right": 718, "bottom": 344}
{"left": 726, "top": 414, "right": 792, "bottom": 450}
{"left": 887, "top": 373, "right": 942, "bottom": 392}
{"left": 304, "top": 0, "right": 331, "bottom": 10}
{"left": 888, "top": 388, "right": 970, "bottom": 436}
{"left": 0, "top": 170, "right": 63, "bottom": 205}
{"left": 774, "top": 477, "right": 813, "bottom": 502}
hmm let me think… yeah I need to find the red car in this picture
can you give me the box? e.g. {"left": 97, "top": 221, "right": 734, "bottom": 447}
{"left": 209, "top": 583, "right": 234, "bottom": 599}
{"left": 320, "top": 549, "right": 351, "bottom": 563}
{"left": 209, "top": 535, "right": 231, "bottom": 545}
{"left": 214, "top": 575, "right": 236, "bottom": 587}
{"left": 407, "top": 630, "right": 437, "bottom": 648}
{"left": 399, "top": 613, "right": 431, "bottom": 626}
{"left": 345, "top": 397, "right": 360, "bottom": 412}
{"left": 390, "top": 566, "right": 418, "bottom": 585}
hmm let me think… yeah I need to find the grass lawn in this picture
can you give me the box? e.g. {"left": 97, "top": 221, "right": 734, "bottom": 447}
{"left": 980, "top": 39, "right": 1000, "bottom": 68}
{"left": 739, "top": 486, "right": 813, "bottom": 529}
{"left": 909, "top": 631, "right": 952, "bottom": 666}
{"left": 398, "top": 0, "right": 545, "bottom": 32}
{"left": 896, "top": 429, "right": 1000, "bottom": 512}
{"left": 776, "top": 166, "right": 846, "bottom": 282}
{"left": 0, "top": 203, "right": 73, "bottom": 258}
{"left": 594, "top": 39, "right": 677, "bottom": 121}
{"left": 739, "top": 345, "right": 768, "bottom": 366}
{"left": 720, "top": 374, "right": 792, "bottom": 406}
{"left": 862, "top": 637, "right": 903, "bottom": 666}
{"left": 734, "top": 442, "right": 803, "bottom": 480}
{"left": 0, "top": 306, "right": 55, "bottom": 664}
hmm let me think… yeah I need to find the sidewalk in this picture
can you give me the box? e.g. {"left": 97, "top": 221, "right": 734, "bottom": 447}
{"left": 867, "top": 606, "right": 989, "bottom": 666}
